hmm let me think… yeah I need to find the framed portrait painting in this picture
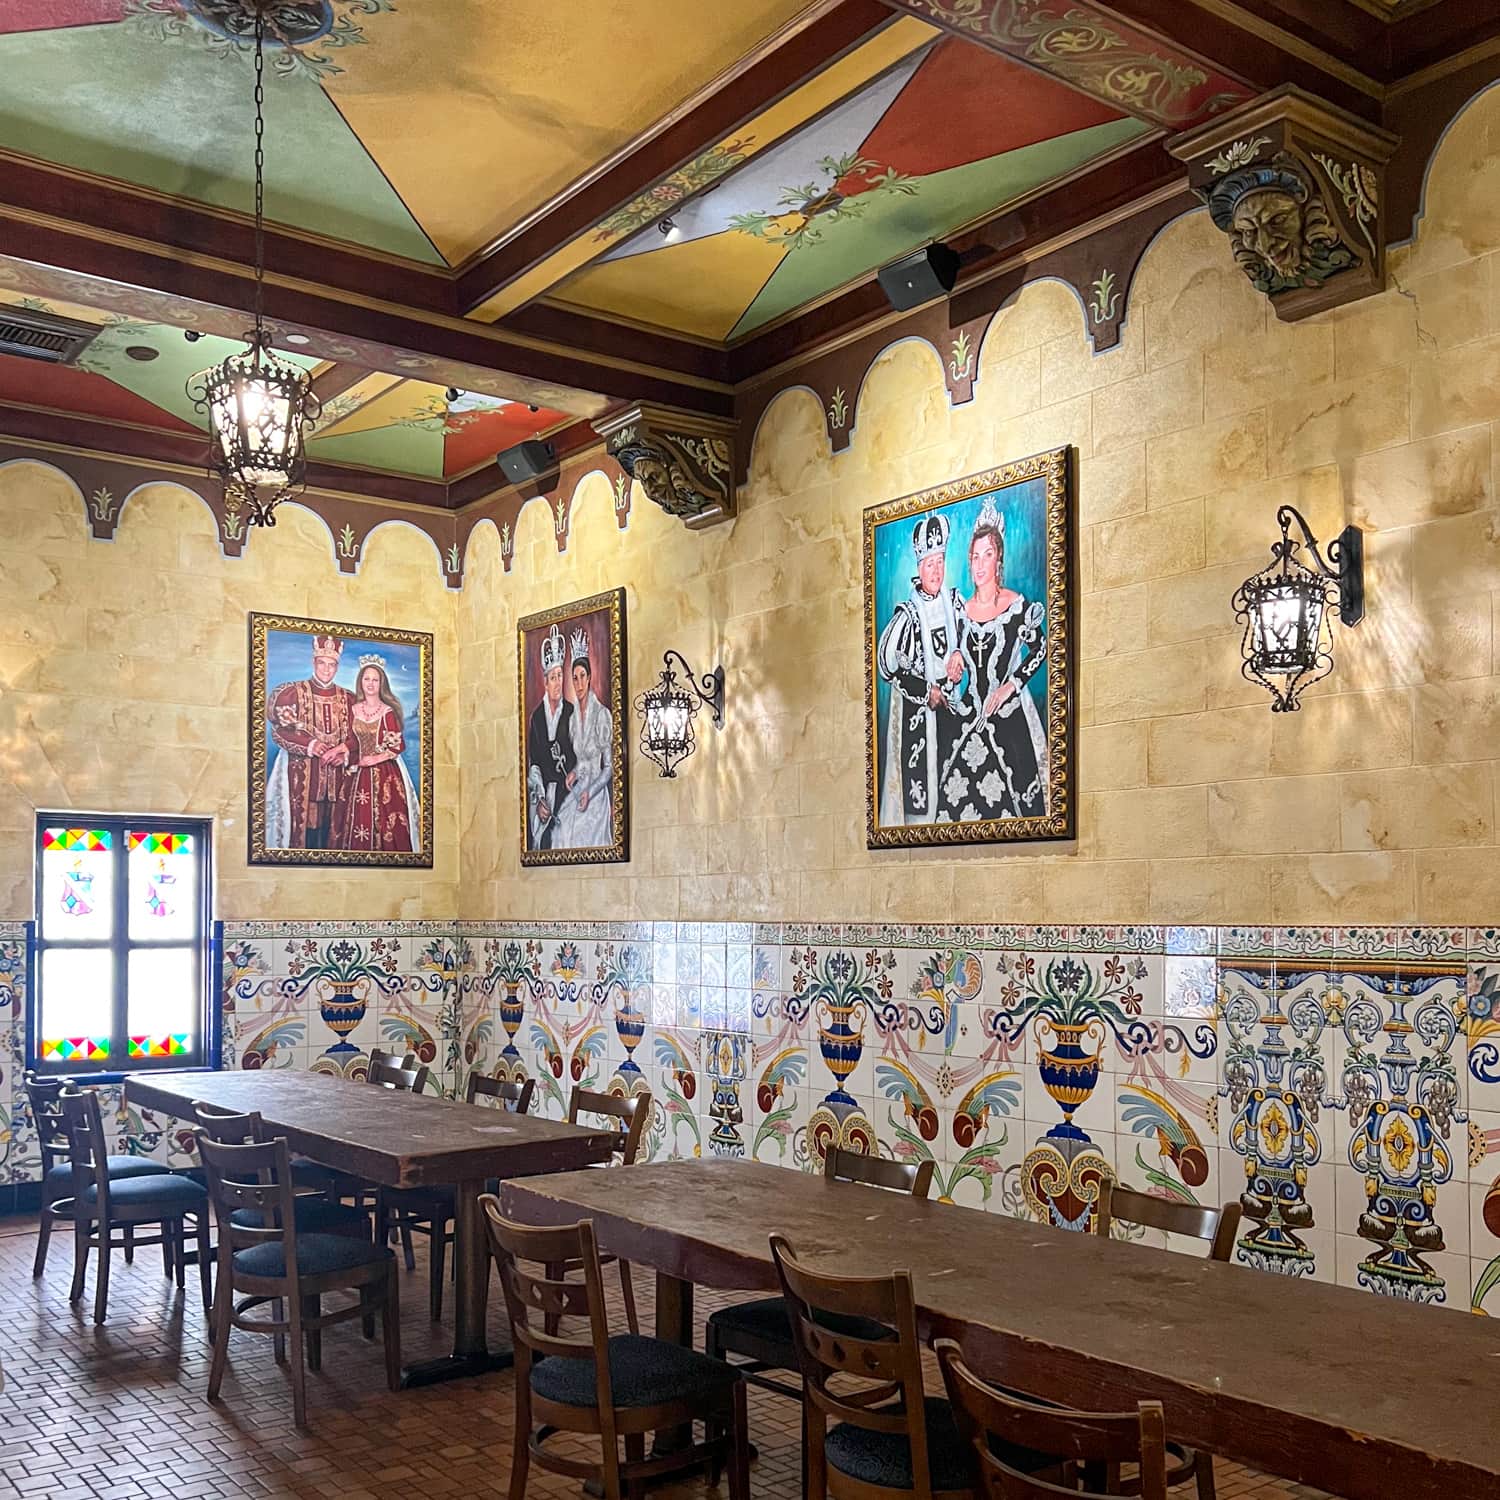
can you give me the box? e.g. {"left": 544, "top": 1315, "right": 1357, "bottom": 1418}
{"left": 863, "top": 447, "right": 1075, "bottom": 849}
{"left": 518, "top": 587, "right": 629, "bottom": 867}
{"left": 249, "top": 613, "right": 434, "bottom": 867}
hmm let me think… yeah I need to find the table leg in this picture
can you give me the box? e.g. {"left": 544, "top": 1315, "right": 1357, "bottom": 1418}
{"left": 655, "top": 1270, "right": 696, "bottom": 1454}
{"left": 400, "top": 1178, "right": 514, "bottom": 1388}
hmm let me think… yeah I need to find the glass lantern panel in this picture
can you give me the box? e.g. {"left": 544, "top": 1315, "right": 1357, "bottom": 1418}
{"left": 40, "top": 827, "right": 113, "bottom": 940}
{"left": 127, "top": 830, "right": 197, "bottom": 941}
{"left": 127, "top": 948, "right": 197, "bottom": 1058}
{"left": 39, "top": 948, "right": 113, "bottom": 1062}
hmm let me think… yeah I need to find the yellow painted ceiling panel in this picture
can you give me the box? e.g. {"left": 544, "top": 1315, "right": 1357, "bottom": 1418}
{"left": 312, "top": 373, "right": 407, "bottom": 438}
{"left": 469, "top": 15, "right": 937, "bottom": 321}
{"left": 322, "top": 0, "right": 825, "bottom": 265}
{"left": 551, "top": 229, "right": 786, "bottom": 342}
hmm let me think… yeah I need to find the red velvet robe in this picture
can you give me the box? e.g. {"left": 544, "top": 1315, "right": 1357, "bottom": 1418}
{"left": 268, "top": 678, "right": 357, "bottom": 849}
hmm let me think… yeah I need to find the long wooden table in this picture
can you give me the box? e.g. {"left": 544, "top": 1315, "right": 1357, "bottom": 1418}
{"left": 503, "top": 1159, "right": 1500, "bottom": 1500}
{"left": 126, "top": 1068, "right": 617, "bottom": 1384}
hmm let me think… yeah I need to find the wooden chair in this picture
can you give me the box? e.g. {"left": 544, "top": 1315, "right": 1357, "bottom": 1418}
{"left": 191, "top": 1101, "right": 372, "bottom": 1240}
{"left": 60, "top": 1089, "right": 211, "bottom": 1326}
{"left": 482, "top": 1201, "right": 750, "bottom": 1500}
{"left": 546, "top": 1086, "right": 651, "bottom": 1335}
{"left": 197, "top": 1130, "right": 400, "bottom": 1430}
{"left": 1094, "top": 1182, "right": 1240, "bottom": 1500}
{"left": 935, "top": 1339, "right": 1168, "bottom": 1500}
{"left": 26, "top": 1071, "right": 170, "bottom": 1279}
{"left": 772, "top": 1232, "right": 1053, "bottom": 1500}
{"left": 707, "top": 1147, "right": 935, "bottom": 1398}
{"left": 367, "top": 1046, "right": 430, "bottom": 1092}
{"left": 376, "top": 1071, "right": 536, "bottom": 1320}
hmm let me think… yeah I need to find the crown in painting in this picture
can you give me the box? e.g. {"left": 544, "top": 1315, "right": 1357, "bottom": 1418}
{"left": 358, "top": 654, "right": 386, "bottom": 672}
{"left": 973, "top": 494, "right": 1005, "bottom": 540}
{"left": 311, "top": 635, "right": 343, "bottom": 659}
{"left": 569, "top": 627, "right": 591, "bottom": 665}
{"left": 541, "top": 624, "right": 566, "bottom": 674}
{"left": 912, "top": 512, "right": 949, "bottom": 561}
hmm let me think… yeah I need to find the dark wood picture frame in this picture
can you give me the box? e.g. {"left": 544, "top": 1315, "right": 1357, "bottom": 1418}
{"left": 518, "top": 587, "right": 629, "bottom": 868}
{"left": 863, "top": 446, "right": 1076, "bottom": 849}
{"left": 248, "top": 612, "right": 435, "bottom": 868}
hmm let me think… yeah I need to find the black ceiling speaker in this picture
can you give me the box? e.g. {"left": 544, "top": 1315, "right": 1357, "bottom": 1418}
{"left": 877, "top": 243, "right": 960, "bottom": 312}
{"left": 496, "top": 438, "right": 556, "bottom": 484}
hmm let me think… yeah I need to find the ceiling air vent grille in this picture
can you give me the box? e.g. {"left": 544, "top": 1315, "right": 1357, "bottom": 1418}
{"left": 0, "top": 306, "right": 100, "bottom": 365}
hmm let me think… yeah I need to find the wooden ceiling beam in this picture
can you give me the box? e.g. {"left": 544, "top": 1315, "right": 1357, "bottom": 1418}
{"left": 453, "top": 0, "right": 899, "bottom": 316}
{"left": 0, "top": 211, "right": 732, "bottom": 422}
{"left": 1083, "top": 0, "right": 1384, "bottom": 111}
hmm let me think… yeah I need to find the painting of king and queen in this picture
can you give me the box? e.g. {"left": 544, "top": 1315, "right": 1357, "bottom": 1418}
{"left": 518, "top": 588, "right": 629, "bottom": 867}
{"left": 864, "top": 448, "right": 1075, "bottom": 848}
{"left": 249, "top": 614, "right": 434, "bottom": 867}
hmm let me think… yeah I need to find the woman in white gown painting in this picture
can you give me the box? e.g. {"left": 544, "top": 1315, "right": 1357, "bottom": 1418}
{"left": 556, "top": 627, "right": 613, "bottom": 850}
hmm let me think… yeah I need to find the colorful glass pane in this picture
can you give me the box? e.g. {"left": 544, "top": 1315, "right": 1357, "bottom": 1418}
{"left": 127, "top": 830, "right": 197, "bottom": 941}
{"left": 41, "top": 830, "right": 113, "bottom": 940}
{"left": 41, "top": 1036, "right": 110, "bottom": 1061}
{"left": 128, "top": 1034, "right": 189, "bottom": 1058}
{"left": 40, "top": 948, "right": 113, "bottom": 1055}
{"left": 127, "top": 948, "right": 196, "bottom": 1052}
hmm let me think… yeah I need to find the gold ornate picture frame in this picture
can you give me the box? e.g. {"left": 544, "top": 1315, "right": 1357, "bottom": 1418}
{"left": 249, "top": 613, "right": 435, "bottom": 868}
{"left": 863, "top": 447, "right": 1075, "bottom": 849}
{"left": 518, "top": 587, "right": 629, "bottom": 867}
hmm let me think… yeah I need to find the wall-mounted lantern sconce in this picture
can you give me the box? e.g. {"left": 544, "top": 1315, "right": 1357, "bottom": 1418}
{"left": 1232, "top": 504, "right": 1364, "bottom": 713}
{"left": 636, "top": 650, "right": 725, "bottom": 777}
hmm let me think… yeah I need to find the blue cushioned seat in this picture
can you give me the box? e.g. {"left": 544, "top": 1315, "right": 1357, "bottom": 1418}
{"left": 233, "top": 1233, "right": 394, "bottom": 1279}
{"left": 531, "top": 1333, "right": 741, "bottom": 1410}
{"left": 232, "top": 1199, "right": 371, "bottom": 1236}
{"left": 79, "top": 1173, "right": 207, "bottom": 1209}
{"left": 47, "top": 1155, "right": 170, "bottom": 1186}
{"left": 707, "top": 1295, "right": 894, "bottom": 1348}
{"left": 826, "top": 1396, "right": 1052, "bottom": 1492}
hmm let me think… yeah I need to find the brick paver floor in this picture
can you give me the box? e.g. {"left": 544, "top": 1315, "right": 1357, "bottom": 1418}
{"left": 0, "top": 1212, "right": 1338, "bottom": 1499}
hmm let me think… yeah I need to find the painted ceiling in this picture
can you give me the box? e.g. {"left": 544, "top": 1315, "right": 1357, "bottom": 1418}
{"left": 546, "top": 33, "right": 1150, "bottom": 342}
{"left": 0, "top": 0, "right": 821, "bottom": 267}
{"left": 0, "top": 290, "right": 567, "bottom": 480}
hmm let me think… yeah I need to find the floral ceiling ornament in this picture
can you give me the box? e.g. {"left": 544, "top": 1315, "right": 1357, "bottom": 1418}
{"left": 126, "top": 0, "right": 396, "bottom": 81}
{"left": 1171, "top": 86, "right": 1397, "bottom": 322}
{"left": 596, "top": 137, "right": 755, "bottom": 244}
{"left": 730, "top": 154, "right": 918, "bottom": 250}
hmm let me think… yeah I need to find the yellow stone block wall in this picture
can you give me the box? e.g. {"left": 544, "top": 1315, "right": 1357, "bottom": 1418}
{"left": 3, "top": 85, "right": 1500, "bottom": 929}
{"left": 0, "top": 473, "right": 460, "bottom": 920}
{"left": 459, "top": 82, "right": 1500, "bottom": 927}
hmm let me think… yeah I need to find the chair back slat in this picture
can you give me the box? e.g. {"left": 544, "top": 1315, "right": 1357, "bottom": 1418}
{"left": 1095, "top": 1181, "right": 1242, "bottom": 1262}
{"left": 59, "top": 1089, "right": 112, "bottom": 1200}
{"left": 937, "top": 1339, "right": 1168, "bottom": 1500}
{"left": 25, "top": 1071, "right": 73, "bottom": 1167}
{"left": 568, "top": 1086, "right": 650, "bottom": 1165}
{"left": 480, "top": 1201, "right": 612, "bottom": 1371}
{"left": 196, "top": 1131, "right": 300, "bottom": 1252}
{"left": 368, "top": 1048, "right": 429, "bottom": 1093}
{"left": 467, "top": 1072, "right": 535, "bottom": 1113}
{"left": 825, "top": 1145, "right": 935, "bottom": 1198}
{"left": 770, "top": 1233, "right": 925, "bottom": 1441}
{"left": 192, "top": 1100, "right": 267, "bottom": 1145}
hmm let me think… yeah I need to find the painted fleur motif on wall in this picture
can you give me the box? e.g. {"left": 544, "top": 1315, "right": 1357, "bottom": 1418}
{"left": 730, "top": 154, "right": 918, "bottom": 249}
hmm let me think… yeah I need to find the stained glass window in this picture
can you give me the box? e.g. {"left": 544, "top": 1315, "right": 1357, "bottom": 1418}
{"left": 31, "top": 815, "right": 211, "bottom": 1076}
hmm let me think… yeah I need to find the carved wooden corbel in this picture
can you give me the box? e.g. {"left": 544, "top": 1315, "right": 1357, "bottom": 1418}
{"left": 1170, "top": 86, "right": 1398, "bottom": 322}
{"left": 593, "top": 403, "right": 737, "bottom": 530}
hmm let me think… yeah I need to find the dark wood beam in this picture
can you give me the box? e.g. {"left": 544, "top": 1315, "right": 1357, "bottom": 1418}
{"left": 0, "top": 214, "right": 732, "bottom": 421}
{"left": 309, "top": 363, "right": 374, "bottom": 405}
{"left": 453, "top": 0, "right": 899, "bottom": 315}
{"left": 1387, "top": 0, "right": 1500, "bottom": 78}
{"left": 1086, "top": 0, "right": 1384, "bottom": 113}
{"left": 876, "top": 0, "right": 1255, "bottom": 127}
